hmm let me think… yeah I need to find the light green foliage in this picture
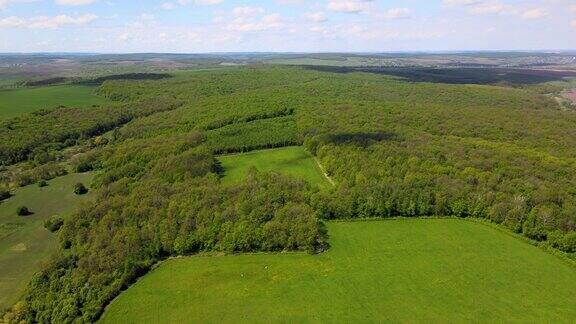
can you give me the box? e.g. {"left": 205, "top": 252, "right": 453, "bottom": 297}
{"left": 219, "top": 147, "right": 330, "bottom": 189}
{"left": 6, "top": 66, "right": 576, "bottom": 322}
{"left": 0, "top": 172, "right": 94, "bottom": 311}
{"left": 101, "top": 219, "right": 576, "bottom": 323}
{"left": 0, "top": 85, "right": 109, "bottom": 120}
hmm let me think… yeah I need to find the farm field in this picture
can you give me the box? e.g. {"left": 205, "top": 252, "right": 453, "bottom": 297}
{"left": 101, "top": 219, "right": 576, "bottom": 323}
{"left": 0, "top": 84, "right": 110, "bottom": 120}
{"left": 0, "top": 76, "right": 23, "bottom": 88}
{"left": 0, "top": 172, "right": 95, "bottom": 310}
{"left": 218, "top": 146, "right": 331, "bottom": 189}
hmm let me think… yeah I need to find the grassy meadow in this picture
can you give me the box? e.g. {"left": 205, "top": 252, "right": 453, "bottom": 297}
{"left": 101, "top": 219, "right": 576, "bottom": 323}
{"left": 0, "top": 172, "right": 95, "bottom": 310}
{"left": 218, "top": 146, "right": 331, "bottom": 189}
{"left": 0, "top": 84, "right": 110, "bottom": 120}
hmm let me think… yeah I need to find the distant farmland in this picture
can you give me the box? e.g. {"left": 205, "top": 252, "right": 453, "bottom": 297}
{"left": 0, "top": 84, "right": 110, "bottom": 120}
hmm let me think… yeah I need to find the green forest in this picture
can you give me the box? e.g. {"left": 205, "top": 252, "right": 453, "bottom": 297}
{"left": 1, "top": 65, "right": 576, "bottom": 322}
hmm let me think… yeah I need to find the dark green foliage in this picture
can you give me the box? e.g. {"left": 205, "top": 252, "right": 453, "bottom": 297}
{"left": 24, "top": 77, "right": 68, "bottom": 87}
{"left": 73, "top": 183, "right": 88, "bottom": 195}
{"left": 37, "top": 180, "right": 47, "bottom": 187}
{"left": 0, "top": 97, "right": 181, "bottom": 165}
{"left": 72, "top": 150, "right": 102, "bottom": 173}
{"left": 82, "top": 73, "right": 171, "bottom": 87}
{"left": 44, "top": 215, "right": 64, "bottom": 232}
{"left": 0, "top": 186, "right": 11, "bottom": 201}
{"left": 16, "top": 206, "right": 31, "bottom": 216}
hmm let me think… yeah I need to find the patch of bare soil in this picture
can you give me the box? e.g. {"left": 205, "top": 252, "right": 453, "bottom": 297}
{"left": 561, "top": 89, "right": 576, "bottom": 105}
{"left": 10, "top": 243, "right": 27, "bottom": 252}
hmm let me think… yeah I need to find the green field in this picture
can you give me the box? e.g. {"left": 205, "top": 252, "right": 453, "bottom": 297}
{"left": 0, "top": 172, "right": 95, "bottom": 310}
{"left": 218, "top": 147, "right": 331, "bottom": 189}
{"left": 101, "top": 219, "right": 576, "bottom": 323}
{"left": 0, "top": 85, "right": 110, "bottom": 120}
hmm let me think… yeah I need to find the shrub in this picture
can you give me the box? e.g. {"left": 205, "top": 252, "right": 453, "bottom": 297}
{"left": 74, "top": 183, "right": 88, "bottom": 195}
{"left": 38, "top": 180, "right": 48, "bottom": 187}
{"left": 17, "top": 206, "right": 32, "bottom": 216}
{"left": 44, "top": 215, "right": 64, "bottom": 232}
{"left": 0, "top": 187, "right": 11, "bottom": 201}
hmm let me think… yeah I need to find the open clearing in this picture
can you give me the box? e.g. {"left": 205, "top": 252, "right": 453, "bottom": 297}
{"left": 0, "top": 85, "right": 110, "bottom": 120}
{"left": 218, "top": 146, "right": 331, "bottom": 189}
{"left": 101, "top": 219, "right": 576, "bottom": 323}
{"left": 0, "top": 172, "right": 95, "bottom": 310}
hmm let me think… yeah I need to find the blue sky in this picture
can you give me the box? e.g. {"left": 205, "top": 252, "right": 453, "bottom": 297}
{"left": 0, "top": 0, "right": 575, "bottom": 53}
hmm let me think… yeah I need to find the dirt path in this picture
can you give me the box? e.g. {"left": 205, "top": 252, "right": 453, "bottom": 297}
{"left": 314, "top": 157, "right": 336, "bottom": 187}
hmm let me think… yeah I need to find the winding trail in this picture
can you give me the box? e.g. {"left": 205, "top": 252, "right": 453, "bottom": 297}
{"left": 313, "top": 157, "right": 336, "bottom": 187}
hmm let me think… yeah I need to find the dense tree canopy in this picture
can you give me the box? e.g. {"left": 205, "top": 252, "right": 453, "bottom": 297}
{"left": 3, "top": 65, "right": 576, "bottom": 322}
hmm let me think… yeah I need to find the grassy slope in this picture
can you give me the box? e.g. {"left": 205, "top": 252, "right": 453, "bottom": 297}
{"left": 0, "top": 85, "right": 109, "bottom": 120}
{"left": 218, "top": 146, "right": 331, "bottom": 189}
{"left": 0, "top": 172, "right": 95, "bottom": 310}
{"left": 101, "top": 219, "right": 576, "bottom": 323}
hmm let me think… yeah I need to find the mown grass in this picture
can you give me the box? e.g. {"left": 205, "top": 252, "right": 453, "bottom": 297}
{"left": 218, "top": 146, "right": 331, "bottom": 189}
{"left": 0, "top": 85, "right": 110, "bottom": 120}
{"left": 0, "top": 172, "right": 95, "bottom": 310}
{"left": 101, "top": 219, "right": 576, "bottom": 323}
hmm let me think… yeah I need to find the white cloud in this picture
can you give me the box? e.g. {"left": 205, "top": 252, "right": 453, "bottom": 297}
{"left": 228, "top": 13, "right": 282, "bottom": 31}
{"left": 0, "top": 16, "right": 25, "bottom": 27}
{"left": 571, "top": 20, "right": 576, "bottom": 29}
{"left": 162, "top": 0, "right": 221, "bottom": 9}
{"left": 521, "top": 9, "right": 547, "bottom": 20}
{"left": 380, "top": 8, "right": 411, "bottom": 19}
{"left": 161, "top": 2, "right": 176, "bottom": 10}
{"left": 55, "top": 0, "right": 97, "bottom": 5}
{"left": 303, "top": 12, "right": 326, "bottom": 23}
{"left": 195, "top": 0, "right": 222, "bottom": 4}
{"left": 327, "top": 0, "right": 373, "bottom": 14}
{"left": 139, "top": 13, "right": 154, "bottom": 21}
{"left": 442, "top": 0, "right": 479, "bottom": 6}
{"left": 212, "top": 7, "right": 284, "bottom": 32}
{"left": 233, "top": 6, "right": 265, "bottom": 17}
{"left": 0, "top": 14, "right": 97, "bottom": 28}
{"left": 469, "top": 3, "right": 503, "bottom": 14}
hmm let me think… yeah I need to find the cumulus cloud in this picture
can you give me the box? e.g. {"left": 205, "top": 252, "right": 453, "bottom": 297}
{"left": 161, "top": 2, "right": 176, "bottom": 10}
{"left": 442, "top": 0, "right": 479, "bottom": 6}
{"left": 196, "top": 0, "right": 223, "bottom": 4}
{"left": 303, "top": 11, "right": 327, "bottom": 23}
{"left": 222, "top": 7, "right": 283, "bottom": 32}
{"left": 379, "top": 8, "right": 412, "bottom": 19}
{"left": 327, "top": 0, "right": 374, "bottom": 14}
{"left": 521, "top": 9, "right": 547, "bottom": 20}
{"left": 162, "top": 0, "right": 221, "bottom": 10}
{"left": 55, "top": 0, "right": 96, "bottom": 5}
{"left": 468, "top": 2, "right": 509, "bottom": 15}
{"left": 0, "top": 14, "right": 97, "bottom": 28}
